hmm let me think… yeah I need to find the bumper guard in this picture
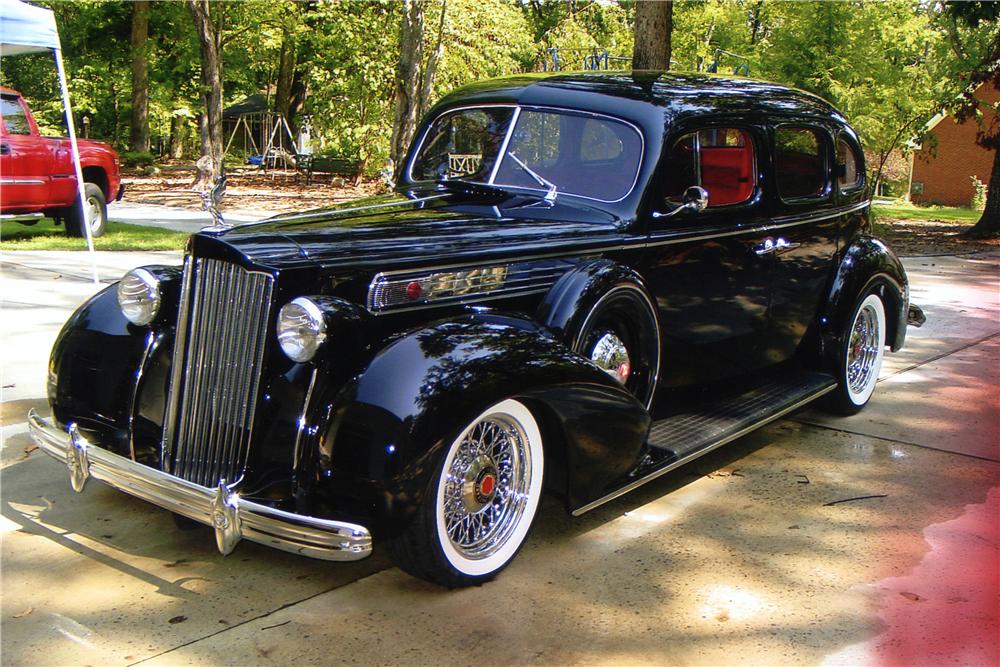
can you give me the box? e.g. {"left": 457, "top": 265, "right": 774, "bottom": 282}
{"left": 27, "top": 410, "right": 372, "bottom": 562}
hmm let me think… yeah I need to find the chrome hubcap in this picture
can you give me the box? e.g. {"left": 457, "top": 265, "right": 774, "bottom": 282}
{"left": 590, "top": 331, "right": 631, "bottom": 384}
{"left": 847, "top": 304, "right": 879, "bottom": 394}
{"left": 442, "top": 415, "right": 531, "bottom": 560}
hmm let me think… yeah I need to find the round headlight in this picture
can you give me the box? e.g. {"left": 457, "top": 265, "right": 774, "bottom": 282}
{"left": 277, "top": 297, "right": 327, "bottom": 363}
{"left": 117, "top": 268, "right": 161, "bottom": 326}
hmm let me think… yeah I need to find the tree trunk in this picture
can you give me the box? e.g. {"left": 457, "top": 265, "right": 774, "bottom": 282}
{"left": 417, "top": 0, "right": 447, "bottom": 116}
{"left": 168, "top": 112, "right": 187, "bottom": 159}
{"left": 129, "top": 0, "right": 150, "bottom": 153}
{"left": 390, "top": 0, "right": 425, "bottom": 166}
{"left": 963, "top": 148, "right": 1000, "bottom": 239}
{"left": 632, "top": 0, "right": 673, "bottom": 70}
{"left": 275, "top": 28, "right": 296, "bottom": 120}
{"left": 188, "top": 0, "right": 224, "bottom": 188}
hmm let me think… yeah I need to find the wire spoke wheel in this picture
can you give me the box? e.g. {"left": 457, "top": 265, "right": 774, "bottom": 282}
{"left": 441, "top": 415, "right": 531, "bottom": 560}
{"left": 835, "top": 292, "right": 886, "bottom": 412}
{"left": 847, "top": 304, "right": 880, "bottom": 395}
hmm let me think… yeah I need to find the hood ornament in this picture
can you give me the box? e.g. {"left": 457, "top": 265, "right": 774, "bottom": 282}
{"left": 199, "top": 174, "right": 229, "bottom": 231}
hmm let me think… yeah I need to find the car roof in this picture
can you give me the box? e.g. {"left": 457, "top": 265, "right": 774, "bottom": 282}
{"left": 0, "top": 86, "right": 21, "bottom": 96}
{"left": 433, "top": 71, "right": 845, "bottom": 127}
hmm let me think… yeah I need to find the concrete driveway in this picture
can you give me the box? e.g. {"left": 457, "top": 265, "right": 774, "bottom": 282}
{"left": 1, "top": 248, "right": 997, "bottom": 666}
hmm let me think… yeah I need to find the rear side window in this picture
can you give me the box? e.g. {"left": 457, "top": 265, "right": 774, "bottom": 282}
{"left": 1, "top": 97, "right": 31, "bottom": 135}
{"left": 663, "top": 127, "right": 756, "bottom": 207}
{"left": 837, "top": 137, "right": 863, "bottom": 190}
{"left": 774, "top": 126, "right": 826, "bottom": 200}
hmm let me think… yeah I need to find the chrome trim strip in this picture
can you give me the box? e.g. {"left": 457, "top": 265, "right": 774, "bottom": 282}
{"left": 570, "top": 382, "right": 837, "bottom": 516}
{"left": 160, "top": 257, "right": 194, "bottom": 472}
{"left": 292, "top": 367, "right": 319, "bottom": 473}
{"left": 0, "top": 178, "right": 45, "bottom": 185}
{"left": 368, "top": 261, "right": 575, "bottom": 313}
{"left": 28, "top": 410, "right": 372, "bottom": 562}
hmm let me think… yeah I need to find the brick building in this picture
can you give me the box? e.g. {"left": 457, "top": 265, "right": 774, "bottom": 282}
{"left": 911, "top": 82, "right": 999, "bottom": 207}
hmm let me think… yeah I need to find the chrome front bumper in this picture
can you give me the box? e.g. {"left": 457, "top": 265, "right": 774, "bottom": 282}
{"left": 27, "top": 410, "right": 372, "bottom": 562}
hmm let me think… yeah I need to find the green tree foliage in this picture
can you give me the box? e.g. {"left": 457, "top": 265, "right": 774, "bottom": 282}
{"left": 0, "top": 0, "right": 986, "bottom": 204}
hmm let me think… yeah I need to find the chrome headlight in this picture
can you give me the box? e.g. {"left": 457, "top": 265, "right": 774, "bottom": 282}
{"left": 277, "top": 297, "right": 327, "bottom": 363}
{"left": 117, "top": 268, "right": 161, "bottom": 325}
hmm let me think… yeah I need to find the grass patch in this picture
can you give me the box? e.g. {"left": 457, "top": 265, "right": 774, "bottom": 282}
{"left": 1, "top": 217, "right": 187, "bottom": 251}
{"left": 873, "top": 204, "right": 981, "bottom": 224}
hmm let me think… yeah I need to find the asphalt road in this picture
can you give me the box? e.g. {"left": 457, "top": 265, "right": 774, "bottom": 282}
{"left": 1, "top": 248, "right": 997, "bottom": 666}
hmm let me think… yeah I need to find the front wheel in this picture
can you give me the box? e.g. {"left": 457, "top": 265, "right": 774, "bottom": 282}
{"left": 388, "top": 399, "right": 544, "bottom": 588}
{"left": 829, "top": 292, "right": 886, "bottom": 415}
{"left": 66, "top": 182, "right": 108, "bottom": 238}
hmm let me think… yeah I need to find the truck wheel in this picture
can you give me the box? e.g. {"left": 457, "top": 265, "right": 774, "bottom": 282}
{"left": 829, "top": 291, "right": 886, "bottom": 415}
{"left": 66, "top": 183, "right": 108, "bottom": 238}
{"left": 388, "top": 399, "right": 544, "bottom": 588}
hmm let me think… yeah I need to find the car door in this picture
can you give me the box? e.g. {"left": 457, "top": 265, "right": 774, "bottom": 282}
{"left": 0, "top": 94, "right": 50, "bottom": 209}
{"left": 641, "top": 123, "right": 776, "bottom": 389}
{"left": 762, "top": 123, "right": 841, "bottom": 363}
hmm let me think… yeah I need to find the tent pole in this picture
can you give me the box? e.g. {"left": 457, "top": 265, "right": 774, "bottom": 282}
{"left": 53, "top": 47, "right": 98, "bottom": 285}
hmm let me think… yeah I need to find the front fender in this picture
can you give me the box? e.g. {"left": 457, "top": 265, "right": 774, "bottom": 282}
{"left": 48, "top": 266, "right": 182, "bottom": 460}
{"left": 821, "top": 236, "right": 909, "bottom": 358}
{"left": 301, "top": 314, "right": 650, "bottom": 537}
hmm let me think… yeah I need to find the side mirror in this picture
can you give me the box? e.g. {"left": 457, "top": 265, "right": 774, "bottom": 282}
{"left": 653, "top": 185, "right": 709, "bottom": 219}
{"left": 682, "top": 185, "right": 709, "bottom": 212}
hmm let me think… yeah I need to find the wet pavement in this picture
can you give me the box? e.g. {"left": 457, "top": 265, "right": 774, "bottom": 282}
{"left": 1, "top": 249, "right": 997, "bottom": 666}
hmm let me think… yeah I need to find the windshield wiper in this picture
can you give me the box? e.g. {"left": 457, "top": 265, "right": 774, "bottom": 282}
{"left": 505, "top": 151, "right": 557, "bottom": 204}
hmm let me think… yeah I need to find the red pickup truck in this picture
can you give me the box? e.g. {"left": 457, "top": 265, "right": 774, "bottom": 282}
{"left": 1, "top": 87, "right": 123, "bottom": 237}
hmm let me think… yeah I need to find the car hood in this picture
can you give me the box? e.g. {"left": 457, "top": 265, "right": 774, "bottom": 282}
{"left": 208, "top": 190, "right": 628, "bottom": 273}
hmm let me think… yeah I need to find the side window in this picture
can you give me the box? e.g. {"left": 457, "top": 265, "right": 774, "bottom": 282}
{"left": 664, "top": 127, "right": 755, "bottom": 207}
{"left": 580, "top": 118, "right": 623, "bottom": 162}
{"left": 774, "top": 126, "right": 827, "bottom": 200}
{"left": 837, "top": 136, "right": 863, "bottom": 190}
{"left": 1, "top": 97, "right": 32, "bottom": 135}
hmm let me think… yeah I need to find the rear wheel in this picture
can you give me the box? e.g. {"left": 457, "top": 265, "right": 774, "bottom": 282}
{"left": 66, "top": 182, "right": 108, "bottom": 238}
{"left": 829, "top": 291, "right": 886, "bottom": 414}
{"left": 388, "top": 399, "right": 544, "bottom": 588}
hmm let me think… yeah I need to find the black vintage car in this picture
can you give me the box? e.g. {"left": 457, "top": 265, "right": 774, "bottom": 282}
{"left": 30, "top": 72, "right": 924, "bottom": 587}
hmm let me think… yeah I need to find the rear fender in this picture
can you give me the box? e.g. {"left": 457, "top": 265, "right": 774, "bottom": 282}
{"left": 820, "top": 237, "right": 908, "bottom": 362}
{"left": 302, "top": 314, "right": 650, "bottom": 537}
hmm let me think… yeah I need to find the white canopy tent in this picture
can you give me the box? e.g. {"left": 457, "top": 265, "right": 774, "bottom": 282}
{"left": 1, "top": 0, "right": 98, "bottom": 282}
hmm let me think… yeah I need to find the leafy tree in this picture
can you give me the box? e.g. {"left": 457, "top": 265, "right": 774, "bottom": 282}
{"left": 934, "top": 1, "right": 1000, "bottom": 238}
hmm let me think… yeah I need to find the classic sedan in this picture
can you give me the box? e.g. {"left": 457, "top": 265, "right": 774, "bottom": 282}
{"left": 30, "top": 72, "right": 923, "bottom": 587}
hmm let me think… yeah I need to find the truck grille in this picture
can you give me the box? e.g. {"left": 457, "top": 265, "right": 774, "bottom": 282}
{"left": 164, "top": 257, "right": 274, "bottom": 487}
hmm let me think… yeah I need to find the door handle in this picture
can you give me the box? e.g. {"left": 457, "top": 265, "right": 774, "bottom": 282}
{"left": 755, "top": 237, "right": 800, "bottom": 256}
{"left": 0, "top": 143, "right": 10, "bottom": 155}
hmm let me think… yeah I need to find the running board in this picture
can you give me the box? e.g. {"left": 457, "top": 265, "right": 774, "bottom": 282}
{"left": 571, "top": 371, "right": 836, "bottom": 516}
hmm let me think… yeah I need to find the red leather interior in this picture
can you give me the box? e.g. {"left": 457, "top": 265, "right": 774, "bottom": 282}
{"left": 700, "top": 146, "right": 754, "bottom": 206}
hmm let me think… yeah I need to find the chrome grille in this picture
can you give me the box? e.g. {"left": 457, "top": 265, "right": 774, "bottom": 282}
{"left": 166, "top": 258, "right": 274, "bottom": 487}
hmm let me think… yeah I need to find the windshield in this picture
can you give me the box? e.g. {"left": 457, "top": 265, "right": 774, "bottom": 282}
{"left": 410, "top": 106, "right": 643, "bottom": 202}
